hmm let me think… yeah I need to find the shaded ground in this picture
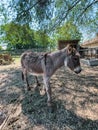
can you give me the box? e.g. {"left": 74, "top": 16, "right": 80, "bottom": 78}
{"left": 0, "top": 61, "right": 98, "bottom": 130}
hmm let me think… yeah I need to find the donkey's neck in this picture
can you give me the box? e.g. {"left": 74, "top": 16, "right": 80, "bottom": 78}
{"left": 50, "top": 49, "right": 66, "bottom": 71}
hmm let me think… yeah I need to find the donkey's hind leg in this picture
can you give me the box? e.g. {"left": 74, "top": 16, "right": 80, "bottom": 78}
{"left": 43, "top": 76, "right": 51, "bottom": 107}
{"left": 35, "top": 76, "right": 40, "bottom": 86}
{"left": 22, "top": 69, "right": 31, "bottom": 91}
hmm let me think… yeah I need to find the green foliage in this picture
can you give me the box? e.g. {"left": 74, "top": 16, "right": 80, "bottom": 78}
{"left": 0, "top": 0, "right": 97, "bottom": 48}
{"left": 0, "top": 0, "right": 98, "bottom": 34}
{"left": 1, "top": 22, "right": 35, "bottom": 48}
{"left": 55, "top": 21, "right": 82, "bottom": 40}
{"left": 12, "top": 0, "right": 53, "bottom": 30}
{"left": 34, "top": 30, "right": 50, "bottom": 47}
{"left": 1, "top": 22, "right": 52, "bottom": 50}
{"left": 0, "top": 46, "right": 2, "bottom": 50}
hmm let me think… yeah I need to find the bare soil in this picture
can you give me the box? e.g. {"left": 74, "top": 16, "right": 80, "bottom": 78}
{"left": 0, "top": 62, "right": 98, "bottom": 130}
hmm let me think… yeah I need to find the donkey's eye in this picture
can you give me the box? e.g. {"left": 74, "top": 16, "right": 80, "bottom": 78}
{"left": 68, "top": 48, "right": 70, "bottom": 51}
{"left": 74, "top": 58, "right": 77, "bottom": 61}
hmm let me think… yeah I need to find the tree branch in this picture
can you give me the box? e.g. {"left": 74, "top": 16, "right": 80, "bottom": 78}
{"left": 49, "top": 0, "right": 81, "bottom": 32}
{"left": 17, "top": 1, "right": 39, "bottom": 16}
{"left": 76, "top": 0, "right": 98, "bottom": 22}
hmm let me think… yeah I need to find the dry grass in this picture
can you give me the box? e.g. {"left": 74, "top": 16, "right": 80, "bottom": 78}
{"left": 0, "top": 61, "right": 98, "bottom": 130}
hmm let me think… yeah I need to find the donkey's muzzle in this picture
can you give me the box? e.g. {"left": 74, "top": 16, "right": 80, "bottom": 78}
{"left": 74, "top": 66, "right": 82, "bottom": 74}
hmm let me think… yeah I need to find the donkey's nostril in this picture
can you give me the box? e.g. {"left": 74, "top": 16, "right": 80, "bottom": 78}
{"left": 78, "top": 69, "right": 81, "bottom": 73}
{"left": 74, "top": 67, "right": 82, "bottom": 74}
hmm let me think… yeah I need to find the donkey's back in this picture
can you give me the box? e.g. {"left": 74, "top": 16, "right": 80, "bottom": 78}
{"left": 21, "top": 51, "right": 44, "bottom": 74}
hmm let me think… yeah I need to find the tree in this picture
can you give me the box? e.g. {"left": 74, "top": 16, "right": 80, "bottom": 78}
{"left": 9, "top": 0, "right": 98, "bottom": 33}
{"left": 55, "top": 21, "right": 82, "bottom": 40}
{"left": 1, "top": 22, "right": 36, "bottom": 49}
{"left": 0, "top": 45, "right": 2, "bottom": 50}
{"left": 11, "top": 0, "right": 53, "bottom": 31}
{"left": 0, "top": 0, "right": 98, "bottom": 45}
{"left": 34, "top": 30, "right": 51, "bottom": 47}
{"left": 1, "top": 22, "right": 52, "bottom": 50}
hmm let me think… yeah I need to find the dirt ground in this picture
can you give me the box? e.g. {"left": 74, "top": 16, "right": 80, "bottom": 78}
{"left": 0, "top": 61, "right": 98, "bottom": 130}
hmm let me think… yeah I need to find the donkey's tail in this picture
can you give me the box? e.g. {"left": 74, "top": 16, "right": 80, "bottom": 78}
{"left": 22, "top": 72, "right": 24, "bottom": 81}
{"left": 21, "top": 53, "right": 26, "bottom": 81}
{"left": 44, "top": 53, "right": 48, "bottom": 65}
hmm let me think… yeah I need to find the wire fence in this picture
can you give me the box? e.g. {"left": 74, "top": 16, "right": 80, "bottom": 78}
{"left": 0, "top": 47, "right": 98, "bottom": 59}
{"left": 0, "top": 47, "right": 50, "bottom": 56}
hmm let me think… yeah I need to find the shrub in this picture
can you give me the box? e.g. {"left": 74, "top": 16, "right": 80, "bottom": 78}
{"left": 0, "top": 53, "right": 14, "bottom": 65}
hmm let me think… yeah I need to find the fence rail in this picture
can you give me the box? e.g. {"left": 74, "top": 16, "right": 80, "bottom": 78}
{"left": 1, "top": 47, "right": 98, "bottom": 59}
{"left": 79, "top": 48, "right": 98, "bottom": 58}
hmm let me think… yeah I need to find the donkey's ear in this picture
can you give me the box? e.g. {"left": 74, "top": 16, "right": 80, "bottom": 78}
{"left": 67, "top": 44, "right": 73, "bottom": 55}
{"left": 73, "top": 48, "right": 80, "bottom": 57}
{"left": 76, "top": 51, "right": 80, "bottom": 57}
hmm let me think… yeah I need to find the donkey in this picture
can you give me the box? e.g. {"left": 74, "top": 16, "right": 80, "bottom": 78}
{"left": 21, "top": 45, "right": 81, "bottom": 106}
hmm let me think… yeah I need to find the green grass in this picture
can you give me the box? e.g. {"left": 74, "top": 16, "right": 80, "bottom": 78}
{"left": 12, "top": 55, "right": 20, "bottom": 64}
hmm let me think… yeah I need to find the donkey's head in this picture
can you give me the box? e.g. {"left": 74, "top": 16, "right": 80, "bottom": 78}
{"left": 64, "top": 45, "right": 82, "bottom": 74}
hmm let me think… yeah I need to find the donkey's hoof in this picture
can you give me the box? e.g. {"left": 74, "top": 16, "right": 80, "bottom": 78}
{"left": 48, "top": 106, "right": 54, "bottom": 113}
{"left": 40, "top": 89, "right": 46, "bottom": 95}
{"left": 47, "top": 101, "right": 52, "bottom": 107}
{"left": 27, "top": 87, "right": 31, "bottom": 91}
{"left": 37, "top": 83, "right": 41, "bottom": 86}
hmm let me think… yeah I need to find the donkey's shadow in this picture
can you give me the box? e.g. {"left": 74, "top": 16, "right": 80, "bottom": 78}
{"left": 21, "top": 87, "right": 98, "bottom": 130}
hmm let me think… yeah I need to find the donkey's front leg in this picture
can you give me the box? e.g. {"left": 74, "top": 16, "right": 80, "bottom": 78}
{"left": 43, "top": 76, "right": 52, "bottom": 107}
